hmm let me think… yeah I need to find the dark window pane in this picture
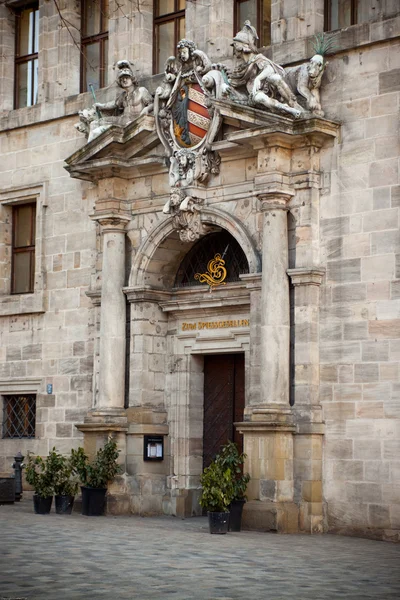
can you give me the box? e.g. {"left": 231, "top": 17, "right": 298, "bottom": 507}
{"left": 33, "top": 58, "right": 38, "bottom": 105}
{"left": 84, "top": 42, "right": 101, "bottom": 91}
{"left": 16, "top": 62, "right": 28, "bottom": 108}
{"left": 102, "top": 0, "right": 109, "bottom": 31}
{"left": 178, "top": 16, "right": 185, "bottom": 41}
{"left": 15, "top": 205, "right": 33, "bottom": 247}
{"left": 356, "top": 0, "right": 371, "bottom": 24}
{"left": 103, "top": 38, "right": 109, "bottom": 86}
{"left": 34, "top": 8, "right": 39, "bottom": 53}
{"left": 238, "top": 0, "right": 257, "bottom": 29}
{"left": 330, "top": 0, "right": 352, "bottom": 30}
{"left": 83, "top": 0, "right": 101, "bottom": 36}
{"left": 18, "top": 8, "right": 36, "bottom": 56}
{"left": 157, "top": 0, "right": 175, "bottom": 16}
{"left": 262, "top": 0, "right": 271, "bottom": 46}
{"left": 156, "top": 21, "right": 175, "bottom": 74}
{"left": 13, "top": 252, "right": 32, "bottom": 294}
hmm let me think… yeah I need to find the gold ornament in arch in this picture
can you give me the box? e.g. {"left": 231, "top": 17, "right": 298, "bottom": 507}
{"left": 194, "top": 253, "right": 227, "bottom": 288}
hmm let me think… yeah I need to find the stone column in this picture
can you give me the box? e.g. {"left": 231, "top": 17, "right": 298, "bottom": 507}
{"left": 239, "top": 191, "right": 298, "bottom": 533}
{"left": 95, "top": 215, "right": 130, "bottom": 416}
{"left": 259, "top": 192, "right": 293, "bottom": 410}
{"left": 75, "top": 214, "right": 130, "bottom": 515}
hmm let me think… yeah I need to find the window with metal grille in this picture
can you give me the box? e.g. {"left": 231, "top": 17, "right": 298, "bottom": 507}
{"left": 174, "top": 231, "right": 249, "bottom": 288}
{"left": 2, "top": 395, "right": 36, "bottom": 439}
{"left": 14, "top": 3, "right": 39, "bottom": 109}
{"left": 234, "top": 0, "right": 271, "bottom": 47}
{"left": 81, "top": 0, "right": 109, "bottom": 92}
{"left": 12, "top": 202, "right": 36, "bottom": 294}
{"left": 154, "top": 0, "right": 185, "bottom": 74}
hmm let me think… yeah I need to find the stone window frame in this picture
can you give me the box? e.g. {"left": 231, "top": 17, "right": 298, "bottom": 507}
{"left": 0, "top": 183, "right": 46, "bottom": 317}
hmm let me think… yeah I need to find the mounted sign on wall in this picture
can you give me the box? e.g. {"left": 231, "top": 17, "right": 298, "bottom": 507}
{"left": 143, "top": 435, "right": 164, "bottom": 461}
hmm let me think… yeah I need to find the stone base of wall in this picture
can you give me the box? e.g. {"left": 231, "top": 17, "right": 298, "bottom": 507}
{"left": 242, "top": 500, "right": 300, "bottom": 533}
{"left": 328, "top": 524, "right": 400, "bottom": 544}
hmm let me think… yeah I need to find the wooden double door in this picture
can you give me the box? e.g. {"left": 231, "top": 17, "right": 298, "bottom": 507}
{"left": 203, "top": 353, "right": 245, "bottom": 469}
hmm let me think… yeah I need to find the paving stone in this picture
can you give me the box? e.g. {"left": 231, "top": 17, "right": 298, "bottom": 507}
{"left": 0, "top": 499, "right": 399, "bottom": 599}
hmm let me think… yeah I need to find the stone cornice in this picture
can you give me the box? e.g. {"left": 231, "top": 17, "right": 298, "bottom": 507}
{"left": 287, "top": 267, "right": 325, "bottom": 286}
{"left": 235, "top": 421, "right": 296, "bottom": 433}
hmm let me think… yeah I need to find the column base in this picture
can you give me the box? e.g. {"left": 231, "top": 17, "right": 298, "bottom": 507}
{"left": 242, "top": 500, "right": 299, "bottom": 533}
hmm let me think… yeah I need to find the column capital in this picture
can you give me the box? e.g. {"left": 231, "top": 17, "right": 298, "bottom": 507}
{"left": 287, "top": 267, "right": 325, "bottom": 287}
{"left": 90, "top": 212, "right": 131, "bottom": 233}
{"left": 258, "top": 189, "right": 294, "bottom": 212}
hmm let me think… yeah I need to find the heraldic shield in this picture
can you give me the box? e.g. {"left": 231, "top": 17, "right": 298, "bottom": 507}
{"left": 171, "top": 81, "right": 212, "bottom": 148}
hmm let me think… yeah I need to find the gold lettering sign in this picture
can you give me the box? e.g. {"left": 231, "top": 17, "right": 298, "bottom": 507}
{"left": 182, "top": 319, "right": 250, "bottom": 331}
{"left": 194, "top": 254, "right": 227, "bottom": 287}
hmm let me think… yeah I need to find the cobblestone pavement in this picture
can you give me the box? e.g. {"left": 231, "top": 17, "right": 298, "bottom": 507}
{"left": 1, "top": 499, "right": 399, "bottom": 600}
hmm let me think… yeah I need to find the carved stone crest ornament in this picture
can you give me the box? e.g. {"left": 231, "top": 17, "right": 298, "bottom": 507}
{"left": 75, "top": 24, "right": 331, "bottom": 238}
{"left": 154, "top": 38, "right": 223, "bottom": 189}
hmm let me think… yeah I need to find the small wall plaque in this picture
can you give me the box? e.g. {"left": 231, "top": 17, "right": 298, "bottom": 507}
{"left": 143, "top": 435, "right": 164, "bottom": 461}
{"left": 47, "top": 384, "right": 53, "bottom": 394}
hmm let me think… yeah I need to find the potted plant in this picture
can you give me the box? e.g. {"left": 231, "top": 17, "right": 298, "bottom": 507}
{"left": 25, "top": 453, "right": 54, "bottom": 514}
{"left": 199, "top": 458, "right": 234, "bottom": 534}
{"left": 218, "top": 441, "right": 250, "bottom": 532}
{"left": 52, "top": 450, "right": 79, "bottom": 515}
{"left": 70, "top": 436, "right": 122, "bottom": 516}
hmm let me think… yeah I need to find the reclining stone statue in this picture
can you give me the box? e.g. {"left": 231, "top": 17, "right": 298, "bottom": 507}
{"left": 228, "top": 21, "right": 304, "bottom": 119}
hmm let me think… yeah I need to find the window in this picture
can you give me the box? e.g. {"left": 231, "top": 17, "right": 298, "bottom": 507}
{"left": 174, "top": 231, "right": 249, "bottom": 288}
{"left": 2, "top": 395, "right": 36, "bottom": 439}
{"left": 81, "top": 0, "right": 109, "bottom": 92}
{"left": 234, "top": 0, "right": 271, "bottom": 47}
{"left": 12, "top": 202, "right": 36, "bottom": 294}
{"left": 14, "top": 3, "right": 39, "bottom": 109}
{"left": 324, "top": 0, "right": 370, "bottom": 31}
{"left": 154, "top": 0, "right": 185, "bottom": 74}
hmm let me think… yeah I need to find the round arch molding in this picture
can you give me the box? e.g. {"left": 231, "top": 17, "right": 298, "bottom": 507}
{"left": 129, "top": 207, "right": 261, "bottom": 289}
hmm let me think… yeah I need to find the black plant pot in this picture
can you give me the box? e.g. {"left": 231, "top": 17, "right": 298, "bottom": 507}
{"left": 81, "top": 486, "right": 107, "bottom": 516}
{"left": 55, "top": 494, "right": 75, "bottom": 515}
{"left": 33, "top": 494, "right": 53, "bottom": 515}
{"left": 207, "top": 511, "right": 230, "bottom": 534}
{"left": 229, "top": 499, "right": 246, "bottom": 532}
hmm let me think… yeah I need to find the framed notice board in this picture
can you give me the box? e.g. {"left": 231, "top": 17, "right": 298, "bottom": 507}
{"left": 143, "top": 435, "right": 164, "bottom": 461}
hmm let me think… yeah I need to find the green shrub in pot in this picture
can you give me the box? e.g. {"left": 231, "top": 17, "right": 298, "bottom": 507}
{"left": 70, "top": 436, "right": 122, "bottom": 516}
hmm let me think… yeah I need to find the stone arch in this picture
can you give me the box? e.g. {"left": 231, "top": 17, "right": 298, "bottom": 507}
{"left": 129, "top": 206, "right": 260, "bottom": 289}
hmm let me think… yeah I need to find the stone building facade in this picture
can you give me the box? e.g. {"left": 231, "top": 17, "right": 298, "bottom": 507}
{"left": 0, "top": 0, "right": 399, "bottom": 541}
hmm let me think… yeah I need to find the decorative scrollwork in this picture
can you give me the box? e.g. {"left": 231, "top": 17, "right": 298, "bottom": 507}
{"left": 194, "top": 253, "right": 227, "bottom": 287}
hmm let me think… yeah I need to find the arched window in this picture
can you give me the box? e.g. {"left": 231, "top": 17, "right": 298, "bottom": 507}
{"left": 174, "top": 231, "right": 249, "bottom": 288}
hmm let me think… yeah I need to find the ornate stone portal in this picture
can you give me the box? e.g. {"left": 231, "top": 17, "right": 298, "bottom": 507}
{"left": 67, "top": 23, "right": 339, "bottom": 530}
